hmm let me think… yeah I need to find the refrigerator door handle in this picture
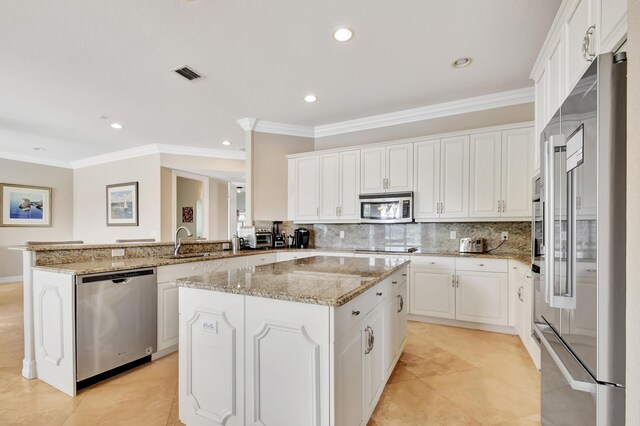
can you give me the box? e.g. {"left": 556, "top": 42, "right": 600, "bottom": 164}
{"left": 535, "top": 325, "right": 597, "bottom": 394}
{"left": 544, "top": 138, "right": 555, "bottom": 305}
{"left": 552, "top": 167, "right": 578, "bottom": 309}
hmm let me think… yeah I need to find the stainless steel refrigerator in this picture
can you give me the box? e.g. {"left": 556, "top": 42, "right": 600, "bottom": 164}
{"left": 533, "top": 52, "right": 626, "bottom": 425}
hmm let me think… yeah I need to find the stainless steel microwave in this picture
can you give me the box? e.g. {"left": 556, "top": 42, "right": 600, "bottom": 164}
{"left": 359, "top": 192, "right": 413, "bottom": 223}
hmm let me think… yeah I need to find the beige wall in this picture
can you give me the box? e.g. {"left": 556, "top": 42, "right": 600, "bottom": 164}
{"left": 314, "top": 103, "right": 534, "bottom": 150}
{"left": 160, "top": 167, "right": 173, "bottom": 241}
{"left": 209, "top": 178, "right": 229, "bottom": 240}
{"left": 176, "top": 177, "right": 203, "bottom": 236}
{"left": 73, "top": 154, "right": 162, "bottom": 243}
{"left": 627, "top": 0, "right": 639, "bottom": 422}
{"left": 0, "top": 158, "right": 74, "bottom": 279}
{"left": 251, "top": 132, "right": 314, "bottom": 220}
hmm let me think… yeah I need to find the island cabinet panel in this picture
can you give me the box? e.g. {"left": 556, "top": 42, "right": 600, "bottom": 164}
{"left": 334, "top": 323, "right": 365, "bottom": 426}
{"left": 244, "top": 296, "right": 330, "bottom": 426}
{"left": 395, "top": 281, "right": 408, "bottom": 352}
{"left": 179, "top": 288, "right": 245, "bottom": 426}
{"left": 363, "top": 303, "right": 385, "bottom": 420}
{"left": 32, "top": 270, "right": 76, "bottom": 397}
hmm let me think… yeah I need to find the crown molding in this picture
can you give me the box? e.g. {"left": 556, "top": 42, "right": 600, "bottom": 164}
{"left": 156, "top": 144, "right": 245, "bottom": 160}
{"left": 237, "top": 118, "right": 257, "bottom": 131}
{"left": 253, "top": 120, "right": 314, "bottom": 138}
{"left": 313, "top": 87, "right": 535, "bottom": 138}
{"left": 236, "top": 87, "right": 534, "bottom": 139}
{"left": 0, "top": 151, "right": 73, "bottom": 169}
{"left": 70, "top": 145, "right": 160, "bottom": 169}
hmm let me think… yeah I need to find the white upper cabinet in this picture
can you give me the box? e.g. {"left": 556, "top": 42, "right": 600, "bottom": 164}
{"left": 385, "top": 143, "right": 413, "bottom": 192}
{"left": 440, "top": 136, "right": 469, "bottom": 219}
{"left": 413, "top": 140, "right": 441, "bottom": 220}
{"left": 339, "top": 150, "right": 361, "bottom": 220}
{"left": 565, "top": 0, "right": 594, "bottom": 97}
{"left": 534, "top": 70, "right": 546, "bottom": 175}
{"left": 361, "top": 143, "right": 413, "bottom": 194}
{"left": 469, "top": 132, "right": 502, "bottom": 218}
{"left": 547, "top": 36, "right": 564, "bottom": 122}
{"left": 598, "top": 0, "right": 627, "bottom": 53}
{"left": 501, "top": 128, "right": 533, "bottom": 217}
{"left": 319, "top": 153, "right": 340, "bottom": 220}
{"left": 294, "top": 156, "right": 320, "bottom": 221}
{"left": 361, "top": 147, "right": 386, "bottom": 194}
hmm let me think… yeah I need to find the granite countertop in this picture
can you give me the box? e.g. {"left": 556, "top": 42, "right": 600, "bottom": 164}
{"left": 175, "top": 256, "right": 410, "bottom": 307}
{"left": 8, "top": 239, "right": 230, "bottom": 252}
{"left": 30, "top": 248, "right": 531, "bottom": 275}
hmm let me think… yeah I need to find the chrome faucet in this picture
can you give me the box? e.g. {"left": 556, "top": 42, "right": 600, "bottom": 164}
{"left": 174, "top": 226, "right": 193, "bottom": 256}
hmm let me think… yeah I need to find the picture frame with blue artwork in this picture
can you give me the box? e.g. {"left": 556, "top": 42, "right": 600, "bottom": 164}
{"left": 0, "top": 183, "right": 52, "bottom": 227}
{"left": 106, "top": 181, "right": 139, "bottom": 226}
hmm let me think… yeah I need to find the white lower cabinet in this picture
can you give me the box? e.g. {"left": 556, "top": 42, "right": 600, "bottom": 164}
{"left": 157, "top": 282, "right": 179, "bottom": 352}
{"left": 409, "top": 268, "right": 456, "bottom": 319}
{"left": 408, "top": 258, "right": 509, "bottom": 327}
{"left": 456, "top": 271, "right": 508, "bottom": 326}
{"left": 179, "top": 265, "right": 408, "bottom": 426}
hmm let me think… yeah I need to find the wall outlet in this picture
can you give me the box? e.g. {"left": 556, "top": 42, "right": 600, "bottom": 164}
{"left": 201, "top": 319, "right": 218, "bottom": 333}
{"left": 339, "top": 231, "right": 345, "bottom": 239}
{"left": 450, "top": 230, "right": 457, "bottom": 240}
{"left": 501, "top": 232, "right": 509, "bottom": 240}
{"left": 111, "top": 248, "right": 125, "bottom": 257}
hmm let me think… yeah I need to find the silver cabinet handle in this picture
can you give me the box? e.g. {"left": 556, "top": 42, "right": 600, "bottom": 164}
{"left": 582, "top": 25, "right": 597, "bottom": 62}
{"left": 336, "top": 206, "right": 338, "bottom": 216}
{"left": 316, "top": 206, "right": 319, "bottom": 216}
{"left": 402, "top": 273, "right": 407, "bottom": 277}
{"left": 498, "top": 200, "right": 501, "bottom": 213}
{"left": 352, "top": 310, "right": 360, "bottom": 316}
{"left": 451, "top": 275, "right": 456, "bottom": 287}
{"left": 518, "top": 286, "right": 524, "bottom": 301}
{"left": 392, "top": 280, "right": 398, "bottom": 285}
{"left": 456, "top": 275, "right": 460, "bottom": 288}
{"left": 376, "top": 292, "right": 383, "bottom": 296}
{"left": 364, "top": 326, "right": 374, "bottom": 354}
{"left": 397, "top": 294, "right": 404, "bottom": 313}
{"left": 429, "top": 261, "right": 436, "bottom": 265}
{"left": 502, "top": 200, "right": 506, "bottom": 212}
{"left": 478, "top": 263, "right": 485, "bottom": 267}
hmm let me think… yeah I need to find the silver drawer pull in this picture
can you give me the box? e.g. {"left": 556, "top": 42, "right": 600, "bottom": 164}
{"left": 478, "top": 263, "right": 485, "bottom": 267}
{"left": 376, "top": 292, "right": 383, "bottom": 296}
{"left": 352, "top": 310, "right": 360, "bottom": 316}
{"left": 401, "top": 273, "right": 407, "bottom": 277}
{"left": 392, "top": 281, "right": 398, "bottom": 285}
{"left": 429, "top": 262, "right": 436, "bottom": 265}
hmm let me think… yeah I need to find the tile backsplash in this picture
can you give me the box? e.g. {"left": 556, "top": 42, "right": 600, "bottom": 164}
{"left": 254, "top": 220, "right": 531, "bottom": 254}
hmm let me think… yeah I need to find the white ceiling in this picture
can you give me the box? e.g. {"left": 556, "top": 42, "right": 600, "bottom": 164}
{"left": 0, "top": 0, "right": 560, "bottom": 163}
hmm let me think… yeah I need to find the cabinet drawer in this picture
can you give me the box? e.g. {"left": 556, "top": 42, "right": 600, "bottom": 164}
{"left": 410, "top": 256, "right": 456, "bottom": 270}
{"left": 455, "top": 258, "right": 508, "bottom": 273}
{"left": 334, "top": 282, "right": 384, "bottom": 341}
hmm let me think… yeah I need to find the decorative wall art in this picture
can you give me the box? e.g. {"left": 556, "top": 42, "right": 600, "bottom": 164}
{"left": 0, "top": 183, "right": 52, "bottom": 227}
{"left": 182, "top": 206, "right": 194, "bottom": 223}
{"left": 106, "top": 182, "right": 139, "bottom": 226}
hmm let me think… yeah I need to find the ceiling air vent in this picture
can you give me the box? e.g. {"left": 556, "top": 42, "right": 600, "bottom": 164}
{"left": 173, "top": 65, "right": 204, "bottom": 82}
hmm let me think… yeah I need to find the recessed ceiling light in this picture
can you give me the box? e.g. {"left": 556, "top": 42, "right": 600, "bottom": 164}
{"left": 333, "top": 28, "right": 353, "bottom": 42}
{"left": 222, "top": 140, "right": 231, "bottom": 146}
{"left": 452, "top": 57, "right": 472, "bottom": 68}
{"left": 110, "top": 123, "right": 123, "bottom": 129}
{"left": 33, "top": 147, "right": 46, "bottom": 151}
{"left": 304, "top": 94, "right": 317, "bottom": 103}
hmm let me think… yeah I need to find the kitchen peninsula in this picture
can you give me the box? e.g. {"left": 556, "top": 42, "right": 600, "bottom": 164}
{"left": 175, "top": 255, "right": 409, "bottom": 426}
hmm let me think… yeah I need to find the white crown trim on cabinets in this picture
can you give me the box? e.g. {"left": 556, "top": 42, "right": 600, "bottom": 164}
{"left": 238, "top": 87, "right": 534, "bottom": 139}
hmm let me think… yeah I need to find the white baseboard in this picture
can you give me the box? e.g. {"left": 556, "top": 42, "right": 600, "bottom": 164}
{"left": 0, "top": 275, "right": 23, "bottom": 284}
{"left": 408, "top": 315, "right": 518, "bottom": 335}
{"left": 151, "top": 345, "right": 178, "bottom": 360}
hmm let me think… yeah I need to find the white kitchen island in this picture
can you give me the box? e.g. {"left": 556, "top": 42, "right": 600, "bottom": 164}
{"left": 175, "top": 255, "right": 409, "bottom": 426}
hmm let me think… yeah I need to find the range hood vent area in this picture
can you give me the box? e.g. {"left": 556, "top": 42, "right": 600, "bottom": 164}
{"left": 173, "top": 65, "right": 204, "bottom": 82}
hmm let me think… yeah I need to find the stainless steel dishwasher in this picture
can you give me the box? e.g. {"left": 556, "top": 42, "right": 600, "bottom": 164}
{"left": 76, "top": 268, "right": 157, "bottom": 385}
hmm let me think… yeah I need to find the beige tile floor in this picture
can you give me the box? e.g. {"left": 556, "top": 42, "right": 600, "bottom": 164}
{"left": 0, "top": 281, "right": 540, "bottom": 425}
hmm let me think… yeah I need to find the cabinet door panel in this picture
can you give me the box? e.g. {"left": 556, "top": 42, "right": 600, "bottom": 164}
{"left": 409, "top": 268, "right": 455, "bottom": 319}
{"left": 469, "top": 132, "right": 502, "bottom": 218}
{"left": 319, "top": 154, "right": 340, "bottom": 220}
{"left": 547, "top": 38, "right": 563, "bottom": 123}
{"left": 395, "top": 282, "right": 408, "bottom": 352}
{"left": 335, "top": 326, "right": 364, "bottom": 426}
{"left": 501, "top": 128, "right": 533, "bottom": 217}
{"left": 599, "top": 0, "right": 627, "bottom": 52}
{"left": 414, "top": 140, "right": 440, "bottom": 219}
{"left": 534, "top": 71, "right": 546, "bottom": 174}
{"left": 340, "top": 150, "right": 361, "bottom": 220}
{"left": 565, "top": 0, "right": 593, "bottom": 97}
{"left": 158, "top": 282, "right": 179, "bottom": 351}
{"left": 440, "top": 136, "right": 470, "bottom": 218}
{"left": 456, "top": 272, "right": 508, "bottom": 326}
{"left": 386, "top": 143, "right": 413, "bottom": 192}
{"left": 361, "top": 147, "right": 386, "bottom": 194}
{"left": 383, "top": 296, "right": 396, "bottom": 378}
{"left": 363, "top": 304, "right": 385, "bottom": 419}
{"left": 295, "top": 156, "right": 320, "bottom": 221}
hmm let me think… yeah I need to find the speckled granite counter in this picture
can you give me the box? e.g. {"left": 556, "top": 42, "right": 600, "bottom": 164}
{"left": 28, "top": 248, "right": 531, "bottom": 275}
{"left": 175, "top": 256, "right": 409, "bottom": 307}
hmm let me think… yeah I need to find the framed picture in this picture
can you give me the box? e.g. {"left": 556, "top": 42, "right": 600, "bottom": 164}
{"left": 0, "top": 183, "right": 52, "bottom": 227}
{"left": 106, "top": 182, "right": 139, "bottom": 226}
{"left": 182, "top": 206, "right": 194, "bottom": 223}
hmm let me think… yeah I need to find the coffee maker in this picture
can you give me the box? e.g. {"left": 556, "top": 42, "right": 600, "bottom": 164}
{"left": 293, "top": 228, "right": 310, "bottom": 249}
{"left": 272, "top": 221, "right": 286, "bottom": 248}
